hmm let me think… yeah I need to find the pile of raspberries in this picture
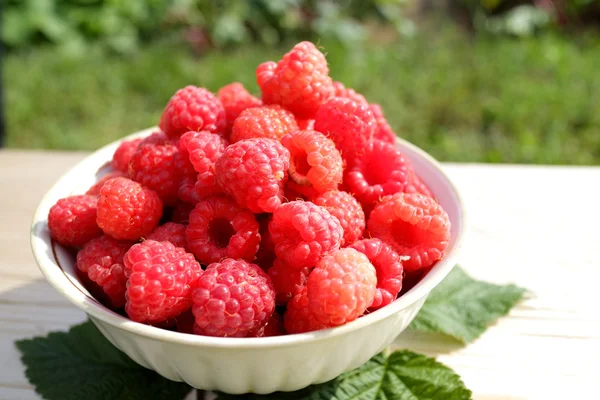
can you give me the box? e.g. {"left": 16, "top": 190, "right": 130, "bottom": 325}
{"left": 47, "top": 42, "right": 451, "bottom": 338}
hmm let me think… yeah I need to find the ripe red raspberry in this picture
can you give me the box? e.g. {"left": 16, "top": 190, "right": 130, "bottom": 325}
{"left": 268, "top": 259, "right": 310, "bottom": 305}
{"left": 307, "top": 248, "right": 376, "bottom": 327}
{"left": 367, "top": 192, "right": 451, "bottom": 275}
{"left": 97, "top": 177, "right": 163, "bottom": 240}
{"left": 112, "top": 138, "right": 142, "bottom": 172}
{"left": 124, "top": 240, "right": 202, "bottom": 324}
{"left": 257, "top": 42, "right": 334, "bottom": 119}
{"left": 86, "top": 171, "right": 127, "bottom": 196}
{"left": 170, "top": 201, "right": 194, "bottom": 225}
{"left": 76, "top": 235, "right": 132, "bottom": 308}
{"left": 344, "top": 139, "right": 411, "bottom": 207}
{"left": 48, "top": 195, "right": 102, "bottom": 247}
{"left": 179, "top": 131, "right": 229, "bottom": 198}
{"left": 186, "top": 196, "right": 260, "bottom": 264}
{"left": 230, "top": 106, "right": 298, "bottom": 143}
{"left": 159, "top": 86, "right": 226, "bottom": 138}
{"left": 284, "top": 286, "right": 326, "bottom": 334}
{"left": 314, "top": 97, "right": 376, "bottom": 160}
{"left": 269, "top": 201, "right": 343, "bottom": 269}
{"left": 405, "top": 169, "right": 435, "bottom": 199}
{"left": 129, "top": 138, "right": 194, "bottom": 205}
{"left": 217, "top": 82, "right": 262, "bottom": 131}
{"left": 313, "top": 191, "right": 365, "bottom": 245}
{"left": 192, "top": 258, "right": 275, "bottom": 337}
{"left": 215, "top": 138, "right": 290, "bottom": 213}
{"left": 349, "top": 238, "right": 404, "bottom": 310}
{"left": 281, "top": 130, "right": 343, "bottom": 196}
{"left": 332, "top": 81, "right": 368, "bottom": 105}
{"left": 255, "top": 214, "right": 276, "bottom": 271}
{"left": 251, "top": 313, "right": 285, "bottom": 337}
{"left": 369, "top": 104, "right": 396, "bottom": 144}
{"left": 147, "top": 222, "right": 188, "bottom": 251}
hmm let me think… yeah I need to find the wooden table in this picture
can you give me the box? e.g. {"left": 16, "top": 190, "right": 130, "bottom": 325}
{"left": 1, "top": 150, "right": 598, "bottom": 400}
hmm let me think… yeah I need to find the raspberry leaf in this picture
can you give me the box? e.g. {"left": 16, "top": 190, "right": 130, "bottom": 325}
{"left": 15, "top": 321, "right": 191, "bottom": 400}
{"left": 216, "top": 350, "right": 471, "bottom": 400}
{"left": 410, "top": 266, "right": 527, "bottom": 343}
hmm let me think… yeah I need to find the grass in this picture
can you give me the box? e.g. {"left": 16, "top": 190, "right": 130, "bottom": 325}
{"left": 5, "top": 27, "right": 600, "bottom": 164}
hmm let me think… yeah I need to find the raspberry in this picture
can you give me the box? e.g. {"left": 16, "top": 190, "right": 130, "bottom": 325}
{"left": 369, "top": 104, "right": 396, "bottom": 144}
{"left": 349, "top": 239, "right": 404, "bottom": 310}
{"left": 179, "top": 131, "right": 229, "bottom": 197}
{"left": 344, "top": 139, "right": 411, "bottom": 207}
{"left": 268, "top": 259, "right": 310, "bottom": 305}
{"left": 186, "top": 196, "right": 260, "bottom": 264}
{"left": 191, "top": 258, "right": 275, "bottom": 337}
{"left": 97, "top": 177, "right": 163, "bottom": 240}
{"left": 269, "top": 201, "right": 343, "bottom": 269}
{"left": 48, "top": 195, "right": 102, "bottom": 247}
{"left": 314, "top": 97, "right": 376, "bottom": 160}
{"left": 367, "top": 192, "right": 451, "bottom": 274}
{"left": 251, "top": 313, "right": 285, "bottom": 337}
{"left": 129, "top": 138, "right": 194, "bottom": 205}
{"left": 332, "top": 81, "right": 368, "bottom": 105}
{"left": 76, "top": 235, "right": 132, "bottom": 308}
{"left": 313, "top": 191, "right": 365, "bottom": 245}
{"left": 230, "top": 106, "right": 298, "bottom": 143}
{"left": 217, "top": 82, "right": 262, "bottom": 131}
{"left": 284, "top": 286, "right": 326, "bottom": 334}
{"left": 112, "top": 138, "right": 142, "bottom": 172}
{"left": 257, "top": 42, "right": 334, "bottom": 119}
{"left": 307, "top": 248, "right": 376, "bottom": 327}
{"left": 170, "top": 201, "right": 195, "bottom": 225}
{"left": 124, "top": 240, "right": 202, "bottom": 324}
{"left": 281, "top": 130, "right": 343, "bottom": 196}
{"left": 159, "top": 86, "right": 226, "bottom": 138}
{"left": 147, "top": 222, "right": 188, "bottom": 251}
{"left": 255, "top": 214, "right": 276, "bottom": 270}
{"left": 405, "top": 169, "right": 435, "bottom": 199}
{"left": 86, "top": 171, "right": 127, "bottom": 196}
{"left": 215, "top": 138, "right": 290, "bottom": 213}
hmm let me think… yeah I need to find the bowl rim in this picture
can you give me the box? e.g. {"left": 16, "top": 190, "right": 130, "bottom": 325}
{"left": 31, "top": 128, "right": 467, "bottom": 349}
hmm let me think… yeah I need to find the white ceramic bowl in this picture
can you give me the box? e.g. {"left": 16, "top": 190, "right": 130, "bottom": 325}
{"left": 31, "top": 128, "right": 466, "bottom": 394}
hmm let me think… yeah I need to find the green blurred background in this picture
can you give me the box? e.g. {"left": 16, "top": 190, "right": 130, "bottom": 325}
{"left": 3, "top": 0, "right": 600, "bottom": 164}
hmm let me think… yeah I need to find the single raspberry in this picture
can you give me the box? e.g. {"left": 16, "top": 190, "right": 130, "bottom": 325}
{"left": 349, "top": 239, "right": 404, "bottom": 310}
{"left": 97, "top": 177, "right": 163, "bottom": 240}
{"left": 314, "top": 96, "right": 376, "bottom": 159}
{"left": 369, "top": 104, "right": 396, "bottom": 144}
{"left": 257, "top": 42, "right": 334, "bottom": 119}
{"left": 405, "top": 168, "right": 435, "bottom": 199}
{"left": 179, "top": 131, "right": 229, "bottom": 197}
{"left": 307, "top": 248, "right": 376, "bottom": 327}
{"left": 255, "top": 214, "right": 276, "bottom": 271}
{"left": 48, "top": 195, "right": 102, "bottom": 247}
{"left": 332, "top": 81, "right": 368, "bottom": 104}
{"left": 76, "top": 235, "right": 133, "bottom": 308}
{"left": 296, "top": 119, "right": 314, "bottom": 130}
{"left": 159, "top": 86, "right": 226, "bottom": 138}
{"left": 124, "top": 240, "right": 202, "bottom": 324}
{"left": 129, "top": 138, "right": 194, "bottom": 205}
{"left": 186, "top": 196, "right": 260, "bottom": 264}
{"left": 269, "top": 201, "right": 343, "bottom": 269}
{"left": 251, "top": 313, "right": 285, "bottom": 337}
{"left": 268, "top": 259, "right": 310, "bottom": 305}
{"left": 217, "top": 82, "right": 262, "bottom": 131}
{"left": 281, "top": 130, "right": 343, "bottom": 196}
{"left": 367, "top": 192, "right": 451, "bottom": 274}
{"left": 284, "top": 286, "right": 327, "bottom": 334}
{"left": 344, "top": 139, "right": 411, "bottom": 207}
{"left": 86, "top": 171, "right": 127, "bottom": 196}
{"left": 192, "top": 258, "right": 275, "bottom": 337}
{"left": 313, "top": 191, "right": 365, "bottom": 245}
{"left": 147, "top": 222, "right": 188, "bottom": 251}
{"left": 112, "top": 138, "right": 142, "bottom": 172}
{"left": 170, "top": 201, "right": 195, "bottom": 225}
{"left": 230, "top": 106, "right": 298, "bottom": 143}
{"left": 215, "top": 138, "right": 290, "bottom": 213}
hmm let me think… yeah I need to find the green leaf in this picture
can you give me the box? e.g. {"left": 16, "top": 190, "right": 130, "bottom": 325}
{"left": 410, "top": 266, "right": 526, "bottom": 343}
{"left": 16, "top": 321, "right": 191, "bottom": 400}
{"left": 216, "top": 350, "right": 471, "bottom": 400}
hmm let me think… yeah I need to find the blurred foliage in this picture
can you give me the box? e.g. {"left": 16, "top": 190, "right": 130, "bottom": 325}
{"left": 5, "top": 27, "right": 600, "bottom": 164}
